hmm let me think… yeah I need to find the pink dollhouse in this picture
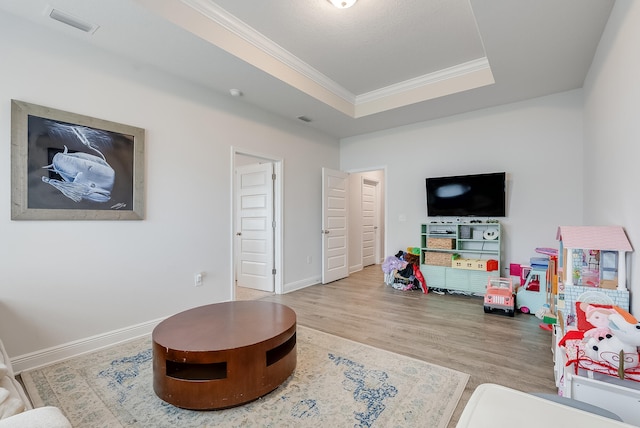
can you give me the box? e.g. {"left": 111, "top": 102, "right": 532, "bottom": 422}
{"left": 553, "top": 225, "right": 639, "bottom": 425}
{"left": 555, "top": 225, "right": 633, "bottom": 330}
{"left": 557, "top": 226, "right": 633, "bottom": 292}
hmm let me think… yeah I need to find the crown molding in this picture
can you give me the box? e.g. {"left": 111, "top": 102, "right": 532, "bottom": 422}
{"left": 181, "top": 0, "right": 355, "bottom": 104}
{"left": 356, "top": 58, "right": 492, "bottom": 104}
{"left": 180, "top": 0, "right": 493, "bottom": 117}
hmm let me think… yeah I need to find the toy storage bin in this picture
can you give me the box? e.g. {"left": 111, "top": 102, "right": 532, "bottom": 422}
{"left": 427, "top": 238, "right": 455, "bottom": 249}
{"left": 424, "top": 252, "right": 452, "bottom": 266}
{"left": 452, "top": 258, "right": 498, "bottom": 271}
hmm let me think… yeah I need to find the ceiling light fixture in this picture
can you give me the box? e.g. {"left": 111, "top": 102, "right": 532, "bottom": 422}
{"left": 327, "top": 0, "right": 357, "bottom": 9}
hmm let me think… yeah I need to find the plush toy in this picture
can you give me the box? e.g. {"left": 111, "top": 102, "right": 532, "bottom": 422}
{"left": 609, "top": 312, "right": 640, "bottom": 347}
{"left": 403, "top": 253, "right": 419, "bottom": 265}
{"left": 581, "top": 303, "right": 617, "bottom": 340}
{"left": 585, "top": 312, "right": 640, "bottom": 370}
{"left": 585, "top": 335, "right": 639, "bottom": 370}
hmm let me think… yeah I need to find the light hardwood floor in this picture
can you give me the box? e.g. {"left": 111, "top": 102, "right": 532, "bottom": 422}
{"left": 256, "top": 265, "right": 558, "bottom": 427}
{"left": 235, "top": 285, "right": 274, "bottom": 301}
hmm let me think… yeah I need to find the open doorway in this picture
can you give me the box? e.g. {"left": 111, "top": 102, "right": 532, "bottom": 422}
{"left": 348, "top": 168, "right": 385, "bottom": 274}
{"left": 231, "top": 149, "right": 283, "bottom": 300}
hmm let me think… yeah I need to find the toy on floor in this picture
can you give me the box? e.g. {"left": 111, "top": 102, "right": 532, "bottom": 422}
{"left": 516, "top": 266, "right": 548, "bottom": 315}
{"left": 484, "top": 277, "right": 515, "bottom": 317}
{"left": 382, "top": 251, "right": 427, "bottom": 293}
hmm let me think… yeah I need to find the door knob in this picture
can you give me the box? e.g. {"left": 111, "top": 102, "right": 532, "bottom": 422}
{"left": 236, "top": 232, "right": 242, "bottom": 236}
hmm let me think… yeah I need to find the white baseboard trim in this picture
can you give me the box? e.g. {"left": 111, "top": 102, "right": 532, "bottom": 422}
{"left": 283, "top": 276, "right": 321, "bottom": 293}
{"left": 12, "top": 317, "right": 165, "bottom": 374}
{"left": 349, "top": 263, "right": 363, "bottom": 274}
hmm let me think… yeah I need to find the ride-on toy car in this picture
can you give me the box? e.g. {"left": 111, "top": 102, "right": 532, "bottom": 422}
{"left": 516, "top": 266, "right": 547, "bottom": 315}
{"left": 484, "top": 277, "right": 515, "bottom": 317}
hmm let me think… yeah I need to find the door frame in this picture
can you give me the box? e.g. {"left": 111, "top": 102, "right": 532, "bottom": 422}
{"left": 231, "top": 147, "right": 283, "bottom": 298}
{"left": 234, "top": 162, "right": 275, "bottom": 292}
{"left": 347, "top": 166, "right": 387, "bottom": 268}
{"left": 361, "top": 177, "right": 380, "bottom": 267}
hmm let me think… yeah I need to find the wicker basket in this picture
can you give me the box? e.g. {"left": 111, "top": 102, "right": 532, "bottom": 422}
{"left": 424, "top": 252, "right": 453, "bottom": 267}
{"left": 427, "top": 238, "right": 455, "bottom": 249}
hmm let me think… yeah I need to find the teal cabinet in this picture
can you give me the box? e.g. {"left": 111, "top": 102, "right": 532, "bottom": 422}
{"left": 420, "top": 222, "right": 502, "bottom": 294}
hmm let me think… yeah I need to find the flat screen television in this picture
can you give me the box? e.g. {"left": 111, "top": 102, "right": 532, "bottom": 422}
{"left": 426, "top": 172, "right": 506, "bottom": 217}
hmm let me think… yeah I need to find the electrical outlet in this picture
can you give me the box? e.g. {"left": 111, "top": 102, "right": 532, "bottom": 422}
{"left": 194, "top": 273, "right": 203, "bottom": 287}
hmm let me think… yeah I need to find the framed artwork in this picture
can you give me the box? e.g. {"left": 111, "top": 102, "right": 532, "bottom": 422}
{"left": 11, "top": 99, "right": 145, "bottom": 220}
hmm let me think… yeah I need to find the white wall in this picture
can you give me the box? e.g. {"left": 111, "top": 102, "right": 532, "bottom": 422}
{"left": 341, "top": 90, "right": 585, "bottom": 276}
{"left": 583, "top": 0, "right": 640, "bottom": 315}
{"left": 0, "top": 12, "right": 339, "bottom": 358}
{"left": 5, "top": 1, "right": 639, "bottom": 361}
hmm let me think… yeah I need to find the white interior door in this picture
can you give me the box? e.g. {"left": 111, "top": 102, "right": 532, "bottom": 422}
{"left": 235, "top": 163, "right": 274, "bottom": 291}
{"left": 362, "top": 178, "right": 378, "bottom": 267}
{"left": 322, "top": 168, "right": 349, "bottom": 284}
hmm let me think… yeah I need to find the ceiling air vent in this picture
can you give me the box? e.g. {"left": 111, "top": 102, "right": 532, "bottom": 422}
{"left": 47, "top": 7, "right": 100, "bottom": 34}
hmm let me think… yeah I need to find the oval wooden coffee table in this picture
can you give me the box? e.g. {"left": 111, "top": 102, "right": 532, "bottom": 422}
{"left": 152, "top": 301, "right": 296, "bottom": 410}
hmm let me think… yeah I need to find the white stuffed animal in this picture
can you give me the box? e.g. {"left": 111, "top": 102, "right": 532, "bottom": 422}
{"left": 585, "top": 313, "right": 640, "bottom": 370}
{"left": 609, "top": 312, "right": 640, "bottom": 346}
{"left": 586, "top": 334, "right": 639, "bottom": 369}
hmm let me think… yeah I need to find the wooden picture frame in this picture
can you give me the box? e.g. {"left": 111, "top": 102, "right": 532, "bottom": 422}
{"left": 11, "top": 100, "right": 145, "bottom": 220}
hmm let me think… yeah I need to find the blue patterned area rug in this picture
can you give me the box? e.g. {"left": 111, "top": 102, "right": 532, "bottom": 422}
{"left": 21, "top": 325, "right": 468, "bottom": 427}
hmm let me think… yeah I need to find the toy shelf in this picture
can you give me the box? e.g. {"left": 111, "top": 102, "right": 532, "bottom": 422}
{"left": 420, "top": 222, "right": 502, "bottom": 294}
